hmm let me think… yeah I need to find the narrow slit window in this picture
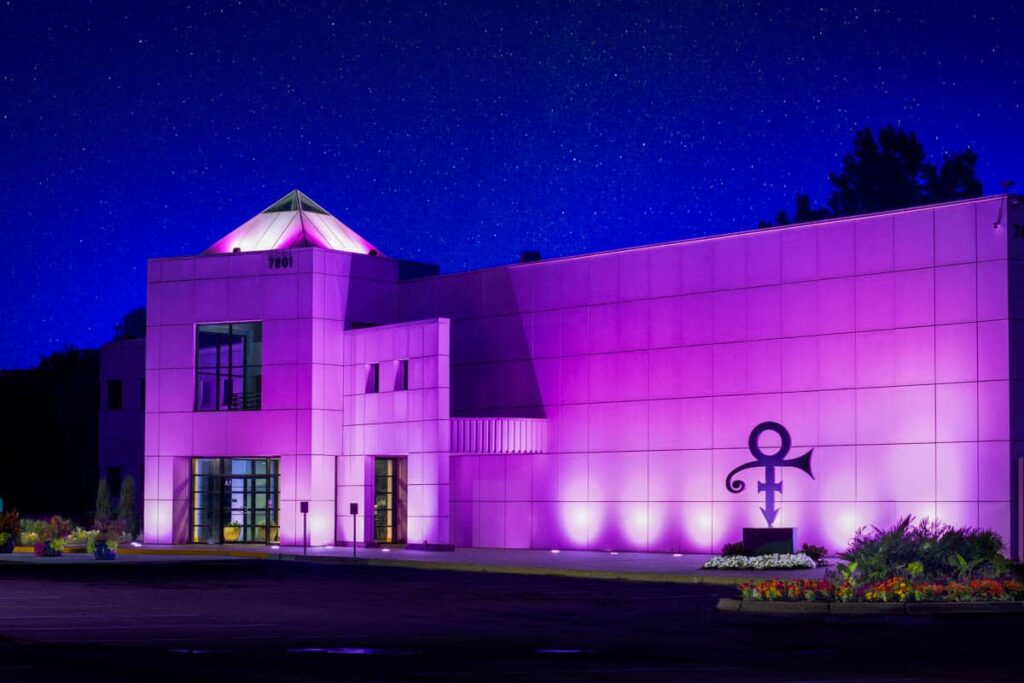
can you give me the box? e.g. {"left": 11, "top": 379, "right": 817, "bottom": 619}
{"left": 395, "top": 359, "right": 409, "bottom": 391}
{"left": 366, "top": 363, "right": 380, "bottom": 394}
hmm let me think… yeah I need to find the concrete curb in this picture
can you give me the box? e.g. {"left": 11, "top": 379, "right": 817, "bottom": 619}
{"left": 271, "top": 552, "right": 754, "bottom": 585}
{"left": 110, "top": 547, "right": 759, "bottom": 584}
{"left": 6, "top": 546, "right": 822, "bottom": 586}
{"left": 717, "top": 597, "right": 1024, "bottom": 615}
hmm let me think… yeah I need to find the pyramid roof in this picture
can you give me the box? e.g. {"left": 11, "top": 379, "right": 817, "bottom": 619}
{"left": 204, "top": 190, "right": 381, "bottom": 255}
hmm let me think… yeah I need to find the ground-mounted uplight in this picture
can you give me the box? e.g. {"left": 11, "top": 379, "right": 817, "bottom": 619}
{"left": 381, "top": 548, "right": 391, "bottom": 552}
{"left": 609, "top": 551, "right": 619, "bottom": 555}
{"left": 270, "top": 544, "right": 280, "bottom": 549}
{"left": 550, "top": 549, "right": 560, "bottom": 554}
{"left": 130, "top": 541, "right": 142, "bottom": 548}
{"left": 672, "top": 553, "right": 682, "bottom": 557}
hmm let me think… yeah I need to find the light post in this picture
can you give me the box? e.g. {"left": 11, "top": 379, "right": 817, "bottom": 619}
{"left": 349, "top": 502, "right": 358, "bottom": 559}
{"left": 299, "top": 501, "right": 309, "bottom": 556}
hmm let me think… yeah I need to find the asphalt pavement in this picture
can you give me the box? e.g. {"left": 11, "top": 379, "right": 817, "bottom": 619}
{"left": 0, "top": 559, "right": 1020, "bottom": 682}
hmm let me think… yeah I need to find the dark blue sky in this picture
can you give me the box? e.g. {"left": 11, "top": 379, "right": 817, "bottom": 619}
{"left": 2, "top": 1, "right": 1022, "bottom": 369}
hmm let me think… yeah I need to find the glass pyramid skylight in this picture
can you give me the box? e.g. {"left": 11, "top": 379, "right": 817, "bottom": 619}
{"left": 204, "top": 190, "right": 381, "bottom": 255}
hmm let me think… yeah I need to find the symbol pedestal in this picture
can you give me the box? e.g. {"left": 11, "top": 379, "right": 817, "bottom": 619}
{"left": 742, "top": 527, "right": 795, "bottom": 555}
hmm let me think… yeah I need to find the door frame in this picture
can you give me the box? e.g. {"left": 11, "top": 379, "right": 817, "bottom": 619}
{"left": 372, "top": 456, "right": 407, "bottom": 545}
{"left": 190, "top": 457, "right": 279, "bottom": 545}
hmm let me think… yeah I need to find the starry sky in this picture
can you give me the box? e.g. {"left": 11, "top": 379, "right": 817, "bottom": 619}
{"left": 1, "top": 1, "right": 1022, "bottom": 369}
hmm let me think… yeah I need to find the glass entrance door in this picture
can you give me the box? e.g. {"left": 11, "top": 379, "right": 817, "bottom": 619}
{"left": 191, "top": 458, "right": 279, "bottom": 544}
{"left": 373, "top": 457, "right": 406, "bottom": 544}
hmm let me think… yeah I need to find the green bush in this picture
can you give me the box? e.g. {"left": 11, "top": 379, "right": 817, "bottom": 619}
{"left": 96, "top": 479, "right": 112, "bottom": 524}
{"left": 800, "top": 543, "right": 828, "bottom": 564}
{"left": 841, "top": 516, "right": 1006, "bottom": 582}
{"left": 67, "top": 528, "right": 98, "bottom": 545}
{"left": 721, "top": 541, "right": 746, "bottom": 557}
{"left": 118, "top": 475, "right": 137, "bottom": 536}
{"left": 19, "top": 518, "right": 50, "bottom": 545}
{"left": 40, "top": 515, "right": 73, "bottom": 543}
{"left": 0, "top": 511, "right": 19, "bottom": 548}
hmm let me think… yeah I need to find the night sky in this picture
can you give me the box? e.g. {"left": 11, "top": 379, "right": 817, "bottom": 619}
{"left": 2, "top": 1, "right": 1022, "bottom": 369}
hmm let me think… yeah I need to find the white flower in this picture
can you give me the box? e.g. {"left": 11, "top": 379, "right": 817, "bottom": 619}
{"left": 702, "top": 553, "right": 817, "bottom": 570}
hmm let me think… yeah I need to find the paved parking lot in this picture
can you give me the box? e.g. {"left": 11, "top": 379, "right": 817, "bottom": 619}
{"left": 1, "top": 559, "right": 1021, "bottom": 682}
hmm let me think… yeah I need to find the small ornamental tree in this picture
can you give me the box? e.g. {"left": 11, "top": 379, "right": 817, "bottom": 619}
{"left": 95, "top": 479, "right": 112, "bottom": 525}
{"left": 117, "top": 475, "right": 137, "bottom": 536}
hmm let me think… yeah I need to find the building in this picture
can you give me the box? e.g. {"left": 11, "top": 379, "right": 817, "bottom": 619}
{"left": 141, "top": 190, "right": 1024, "bottom": 559}
{"left": 99, "top": 337, "right": 145, "bottom": 509}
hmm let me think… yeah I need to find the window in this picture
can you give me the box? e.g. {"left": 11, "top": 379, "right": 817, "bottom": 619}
{"left": 107, "top": 380, "right": 123, "bottom": 410}
{"left": 395, "top": 359, "right": 409, "bottom": 391}
{"left": 195, "top": 322, "right": 262, "bottom": 411}
{"left": 140, "top": 379, "right": 146, "bottom": 409}
{"left": 366, "top": 363, "right": 380, "bottom": 393}
{"left": 191, "top": 458, "right": 279, "bottom": 544}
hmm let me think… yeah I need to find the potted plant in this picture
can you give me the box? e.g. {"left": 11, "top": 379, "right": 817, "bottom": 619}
{"left": 33, "top": 515, "right": 72, "bottom": 557}
{"left": 91, "top": 519, "right": 125, "bottom": 561}
{"left": 92, "top": 532, "right": 120, "bottom": 561}
{"left": 0, "top": 510, "right": 19, "bottom": 553}
{"left": 223, "top": 521, "right": 242, "bottom": 542}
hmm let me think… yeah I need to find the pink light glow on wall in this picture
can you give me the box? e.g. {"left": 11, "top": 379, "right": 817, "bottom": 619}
{"left": 144, "top": 194, "right": 1022, "bottom": 559}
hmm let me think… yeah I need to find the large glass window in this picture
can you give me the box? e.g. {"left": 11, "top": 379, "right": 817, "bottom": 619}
{"left": 191, "top": 458, "right": 279, "bottom": 544}
{"left": 195, "top": 322, "right": 262, "bottom": 411}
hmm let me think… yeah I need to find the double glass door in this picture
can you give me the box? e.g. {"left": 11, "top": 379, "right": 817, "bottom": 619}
{"left": 191, "top": 458, "right": 279, "bottom": 544}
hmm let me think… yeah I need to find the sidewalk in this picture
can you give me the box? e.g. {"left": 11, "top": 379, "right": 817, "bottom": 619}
{"left": 109, "top": 544, "right": 830, "bottom": 584}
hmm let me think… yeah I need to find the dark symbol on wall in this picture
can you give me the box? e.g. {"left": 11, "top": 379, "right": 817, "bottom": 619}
{"left": 725, "top": 422, "right": 814, "bottom": 528}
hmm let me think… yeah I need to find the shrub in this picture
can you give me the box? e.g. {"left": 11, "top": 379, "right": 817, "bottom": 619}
{"left": 0, "top": 510, "right": 20, "bottom": 535}
{"left": 117, "top": 475, "right": 137, "bottom": 536}
{"left": 19, "top": 518, "right": 50, "bottom": 545}
{"left": 67, "top": 528, "right": 98, "bottom": 545}
{"left": 841, "top": 516, "right": 1006, "bottom": 582}
{"left": 39, "top": 515, "right": 73, "bottom": 542}
{"left": 96, "top": 479, "right": 112, "bottom": 524}
{"left": 721, "top": 541, "right": 746, "bottom": 556}
{"left": 800, "top": 543, "right": 828, "bottom": 564}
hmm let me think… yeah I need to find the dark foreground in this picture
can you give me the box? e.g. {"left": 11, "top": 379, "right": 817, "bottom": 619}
{"left": 0, "top": 559, "right": 1020, "bottom": 682}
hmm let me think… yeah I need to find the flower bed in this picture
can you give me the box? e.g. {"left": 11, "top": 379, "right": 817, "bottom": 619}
{"left": 703, "top": 553, "right": 817, "bottom": 570}
{"left": 740, "top": 577, "right": 1024, "bottom": 603}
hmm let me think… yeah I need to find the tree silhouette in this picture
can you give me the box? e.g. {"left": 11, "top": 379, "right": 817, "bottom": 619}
{"left": 114, "top": 307, "right": 146, "bottom": 340}
{"left": 764, "top": 126, "right": 983, "bottom": 226}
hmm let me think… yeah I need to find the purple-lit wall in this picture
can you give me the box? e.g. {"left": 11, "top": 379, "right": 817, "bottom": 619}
{"left": 144, "top": 249, "right": 398, "bottom": 545}
{"left": 338, "top": 319, "right": 451, "bottom": 547}
{"left": 399, "top": 195, "right": 1023, "bottom": 557}
{"left": 99, "top": 338, "right": 145, "bottom": 505}
{"left": 142, "top": 194, "right": 1023, "bottom": 558}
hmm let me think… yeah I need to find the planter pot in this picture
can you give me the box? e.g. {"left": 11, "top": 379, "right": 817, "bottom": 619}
{"left": 223, "top": 526, "right": 241, "bottom": 542}
{"left": 33, "top": 542, "right": 63, "bottom": 557}
{"left": 0, "top": 538, "right": 14, "bottom": 554}
{"left": 93, "top": 541, "right": 117, "bottom": 561}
